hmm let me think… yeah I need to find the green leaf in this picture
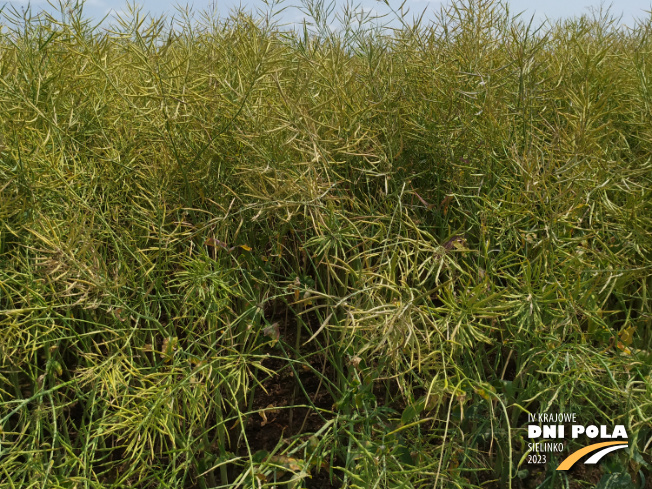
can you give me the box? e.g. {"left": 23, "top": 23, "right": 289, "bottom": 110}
{"left": 393, "top": 443, "right": 415, "bottom": 467}
{"left": 252, "top": 450, "right": 269, "bottom": 463}
{"left": 595, "top": 473, "right": 636, "bottom": 489}
{"left": 401, "top": 398, "right": 426, "bottom": 425}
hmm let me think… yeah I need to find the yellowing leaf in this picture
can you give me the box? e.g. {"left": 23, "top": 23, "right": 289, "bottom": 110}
{"left": 616, "top": 342, "right": 632, "bottom": 355}
{"left": 161, "top": 336, "right": 179, "bottom": 362}
{"left": 51, "top": 360, "right": 63, "bottom": 377}
{"left": 619, "top": 325, "right": 636, "bottom": 346}
{"left": 475, "top": 388, "right": 491, "bottom": 401}
{"left": 269, "top": 456, "right": 303, "bottom": 472}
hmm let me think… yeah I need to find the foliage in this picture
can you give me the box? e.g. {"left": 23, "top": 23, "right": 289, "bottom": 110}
{"left": 0, "top": 0, "right": 651, "bottom": 487}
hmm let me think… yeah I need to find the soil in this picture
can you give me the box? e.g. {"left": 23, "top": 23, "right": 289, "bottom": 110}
{"left": 229, "top": 313, "right": 343, "bottom": 488}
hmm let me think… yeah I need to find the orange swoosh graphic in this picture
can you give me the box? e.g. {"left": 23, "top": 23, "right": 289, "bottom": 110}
{"left": 557, "top": 441, "right": 628, "bottom": 470}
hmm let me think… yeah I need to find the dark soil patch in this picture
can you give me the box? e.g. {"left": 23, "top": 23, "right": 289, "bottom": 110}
{"left": 241, "top": 348, "right": 335, "bottom": 453}
{"left": 225, "top": 311, "right": 342, "bottom": 487}
{"left": 306, "top": 468, "right": 343, "bottom": 489}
